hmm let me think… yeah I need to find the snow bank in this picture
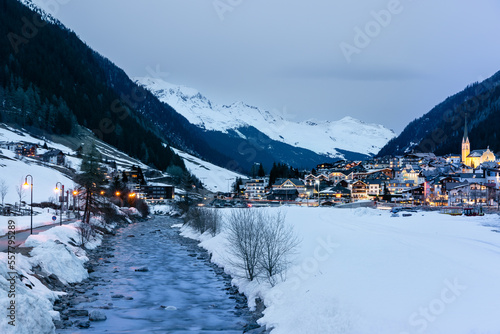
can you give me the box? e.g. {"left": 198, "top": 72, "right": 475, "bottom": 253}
{"left": 0, "top": 220, "right": 105, "bottom": 334}
{"left": 180, "top": 207, "right": 500, "bottom": 334}
{"left": 0, "top": 253, "right": 61, "bottom": 334}
{"left": 24, "top": 222, "right": 103, "bottom": 283}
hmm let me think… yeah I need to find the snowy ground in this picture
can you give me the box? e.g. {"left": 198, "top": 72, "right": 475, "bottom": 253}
{"left": 172, "top": 148, "right": 247, "bottom": 192}
{"left": 0, "top": 149, "right": 75, "bottom": 205}
{"left": 0, "top": 209, "right": 65, "bottom": 235}
{"left": 0, "top": 124, "right": 72, "bottom": 154}
{"left": 181, "top": 207, "right": 500, "bottom": 334}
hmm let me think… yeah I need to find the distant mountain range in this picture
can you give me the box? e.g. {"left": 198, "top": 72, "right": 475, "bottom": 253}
{"left": 378, "top": 71, "right": 500, "bottom": 157}
{"left": 136, "top": 77, "right": 395, "bottom": 167}
{"left": 1, "top": 0, "right": 396, "bottom": 175}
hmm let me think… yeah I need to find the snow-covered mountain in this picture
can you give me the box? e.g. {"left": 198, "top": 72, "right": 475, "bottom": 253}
{"left": 135, "top": 77, "right": 395, "bottom": 159}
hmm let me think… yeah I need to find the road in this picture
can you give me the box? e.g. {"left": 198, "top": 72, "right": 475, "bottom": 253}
{"left": 0, "top": 220, "right": 75, "bottom": 252}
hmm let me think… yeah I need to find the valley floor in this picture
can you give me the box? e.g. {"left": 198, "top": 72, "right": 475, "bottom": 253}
{"left": 182, "top": 207, "right": 500, "bottom": 334}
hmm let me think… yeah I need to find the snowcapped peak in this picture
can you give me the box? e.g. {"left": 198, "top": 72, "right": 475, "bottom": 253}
{"left": 136, "top": 77, "right": 396, "bottom": 158}
{"left": 135, "top": 77, "right": 200, "bottom": 99}
{"left": 339, "top": 116, "right": 362, "bottom": 123}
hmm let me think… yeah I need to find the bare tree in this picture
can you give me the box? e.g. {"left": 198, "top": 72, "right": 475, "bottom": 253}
{"left": 185, "top": 207, "right": 221, "bottom": 236}
{"left": 15, "top": 178, "right": 25, "bottom": 209}
{"left": 225, "top": 209, "right": 300, "bottom": 284}
{"left": 0, "top": 178, "right": 8, "bottom": 207}
{"left": 226, "top": 209, "right": 264, "bottom": 281}
{"left": 76, "top": 221, "right": 96, "bottom": 247}
{"left": 258, "top": 211, "right": 300, "bottom": 286}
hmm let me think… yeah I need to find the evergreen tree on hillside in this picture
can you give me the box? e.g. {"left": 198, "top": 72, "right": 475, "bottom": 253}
{"left": 74, "top": 143, "right": 106, "bottom": 224}
{"left": 257, "top": 164, "right": 265, "bottom": 177}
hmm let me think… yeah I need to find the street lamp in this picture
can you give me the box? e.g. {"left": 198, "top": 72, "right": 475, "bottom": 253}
{"left": 315, "top": 180, "right": 320, "bottom": 206}
{"left": 73, "top": 190, "right": 80, "bottom": 218}
{"left": 55, "top": 182, "right": 64, "bottom": 226}
{"left": 23, "top": 175, "right": 33, "bottom": 234}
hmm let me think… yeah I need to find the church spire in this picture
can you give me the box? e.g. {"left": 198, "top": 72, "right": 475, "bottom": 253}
{"left": 463, "top": 113, "right": 468, "bottom": 142}
{"left": 461, "top": 113, "right": 470, "bottom": 165}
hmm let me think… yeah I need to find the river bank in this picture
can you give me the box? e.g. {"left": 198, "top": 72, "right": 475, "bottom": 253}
{"left": 55, "top": 215, "right": 268, "bottom": 333}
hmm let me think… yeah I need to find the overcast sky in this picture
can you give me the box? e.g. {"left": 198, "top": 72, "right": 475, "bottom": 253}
{"left": 31, "top": 0, "right": 500, "bottom": 133}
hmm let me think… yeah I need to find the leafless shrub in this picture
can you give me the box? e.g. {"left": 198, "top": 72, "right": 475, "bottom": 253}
{"left": 15, "top": 177, "right": 25, "bottom": 209}
{"left": 185, "top": 207, "right": 221, "bottom": 236}
{"left": 76, "top": 221, "right": 96, "bottom": 247}
{"left": 226, "top": 209, "right": 264, "bottom": 281}
{"left": 258, "top": 211, "right": 300, "bottom": 286}
{"left": 225, "top": 209, "right": 300, "bottom": 284}
{"left": 0, "top": 178, "right": 8, "bottom": 207}
{"left": 205, "top": 208, "right": 221, "bottom": 236}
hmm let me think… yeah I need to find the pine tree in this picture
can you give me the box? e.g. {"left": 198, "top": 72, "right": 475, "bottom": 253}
{"left": 74, "top": 143, "right": 106, "bottom": 224}
{"left": 257, "top": 163, "right": 265, "bottom": 177}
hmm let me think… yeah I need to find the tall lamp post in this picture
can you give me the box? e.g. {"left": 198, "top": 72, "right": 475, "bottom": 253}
{"left": 23, "top": 175, "right": 33, "bottom": 234}
{"left": 72, "top": 190, "right": 78, "bottom": 218}
{"left": 316, "top": 180, "right": 320, "bottom": 207}
{"left": 55, "top": 182, "right": 64, "bottom": 226}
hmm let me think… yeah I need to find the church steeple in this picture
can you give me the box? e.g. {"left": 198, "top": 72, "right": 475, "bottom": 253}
{"left": 463, "top": 114, "right": 469, "bottom": 142}
{"left": 461, "top": 114, "right": 470, "bottom": 165}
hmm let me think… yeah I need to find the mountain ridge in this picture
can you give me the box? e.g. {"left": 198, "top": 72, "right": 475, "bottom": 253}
{"left": 377, "top": 70, "right": 500, "bottom": 157}
{"left": 135, "top": 77, "right": 395, "bottom": 159}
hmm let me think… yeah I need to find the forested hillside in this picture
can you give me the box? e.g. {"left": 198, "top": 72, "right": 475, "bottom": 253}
{"left": 0, "top": 0, "right": 230, "bottom": 171}
{"left": 378, "top": 71, "right": 500, "bottom": 156}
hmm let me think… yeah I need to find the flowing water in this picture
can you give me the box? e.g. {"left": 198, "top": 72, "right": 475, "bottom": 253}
{"left": 58, "top": 216, "right": 257, "bottom": 334}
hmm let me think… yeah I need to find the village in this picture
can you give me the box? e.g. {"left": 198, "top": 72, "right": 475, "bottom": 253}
{"left": 216, "top": 121, "right": 500, "bottom": 214}
{"left": 2, "top": 119, "right": 500, "bottom": 217}
{"left": 0, "top": 135, "right": 175, "bottom": 218}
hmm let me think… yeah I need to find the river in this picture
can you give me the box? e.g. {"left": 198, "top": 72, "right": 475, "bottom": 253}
{"left": 57, "top": 216, "right": 262, "bottom": 334}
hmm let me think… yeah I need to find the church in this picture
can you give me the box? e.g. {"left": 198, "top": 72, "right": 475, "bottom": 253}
{"left": 461, "top": 116, "right": 496, "bottom": 168}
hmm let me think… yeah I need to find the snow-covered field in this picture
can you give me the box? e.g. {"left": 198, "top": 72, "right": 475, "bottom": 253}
{"left": 0, "top": 210, "right": 63, "bottom": 235}
{"left": 172, "top": 148, "right": 246, "bottom": 192}
{"left": 0, "top": 124, "right": 72, "bottom": 154}
{"left": 181, "top": 207, "right": 500, "bottom": 334}
{"left": 0, "top": 149, "right": 74, "bottom": 205}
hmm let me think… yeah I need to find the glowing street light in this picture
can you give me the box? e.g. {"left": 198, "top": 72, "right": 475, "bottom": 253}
{"left": 24, "top": 175, "right": 33, "bottom": 234}
{"left": 128, "top": 192, "right": 136, "bottom": 198}
{"left": 72, "top": 190, "right": 79, "bottom": 217}
{"left": 315, "top": 180, "right": 320, "bottom": 206}
{"left": 115, "top": 191, "right": 121, "bottom": 197}
{"left": 55, "top": 182, "right": 64, "bottom": 226}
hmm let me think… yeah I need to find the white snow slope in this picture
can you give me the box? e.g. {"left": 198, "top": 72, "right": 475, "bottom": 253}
{"left": 136, "top": 77, "right": 395, "bottom": 158}
{"left": 172, "top": 148, "right": 246, "bottom": 192}
{"left": 181, "top": 207, "right": 500, "bottom": 334}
